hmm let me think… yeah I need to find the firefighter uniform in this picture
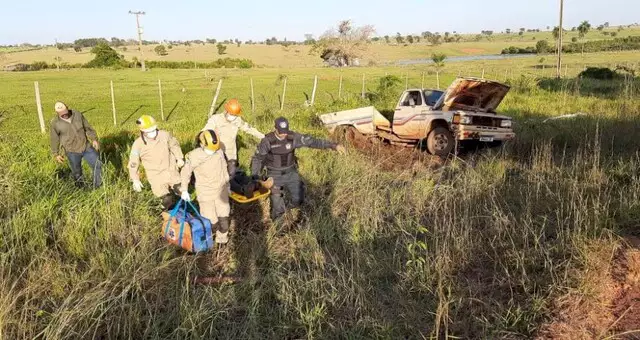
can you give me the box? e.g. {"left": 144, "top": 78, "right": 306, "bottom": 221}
{"left": 202, "top": 112, "right": 264, "bottom": 174}
{"left": 128, "top": 130, "right": 184, "bottom": 208}
{"left": 251, "top": 117, "right": 339, "bottom": 220}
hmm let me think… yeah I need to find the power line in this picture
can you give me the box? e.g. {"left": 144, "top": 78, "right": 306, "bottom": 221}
{"left": 128, "top": 10, "right": 147, "bottom": 72}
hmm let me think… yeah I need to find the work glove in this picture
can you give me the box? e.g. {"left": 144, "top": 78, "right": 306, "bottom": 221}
{"left": 335, "top": 144, "right": 347, "bottom": 155}
{"left": 132, "top": 180, "right": 144, "bottom": 192}
{"left": 181, "top": 191, "right": 191, "bottom": 202}
{"left": 176, "top": 159, "right": 185, "bottom": 168}
{"left": 54, "top": 155, "right": 65, "bottom": 164}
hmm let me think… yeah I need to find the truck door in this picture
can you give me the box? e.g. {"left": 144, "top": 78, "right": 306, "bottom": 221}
{"left": 393, "top": 90, "right": 425, "bottom": 138}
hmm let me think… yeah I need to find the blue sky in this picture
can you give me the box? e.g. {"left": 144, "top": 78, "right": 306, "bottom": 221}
{"left": 1, "top": 0, "right": 636, "bottom": 44}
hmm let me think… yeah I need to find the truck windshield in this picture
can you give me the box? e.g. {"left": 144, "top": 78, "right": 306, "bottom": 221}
{"left": 423, "top": 90, "right": 444, "bottom": 106}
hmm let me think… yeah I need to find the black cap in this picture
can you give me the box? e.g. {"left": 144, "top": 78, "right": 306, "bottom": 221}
{"left": 274, "top": 117, "right": 290, "bottom": 134}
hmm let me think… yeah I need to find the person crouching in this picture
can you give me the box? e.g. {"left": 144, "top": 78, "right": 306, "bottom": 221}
{"left": 179, "top": 130, "right": 231, "bottom": 244}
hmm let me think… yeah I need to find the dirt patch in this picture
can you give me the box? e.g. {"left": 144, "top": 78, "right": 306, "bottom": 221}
{"left": 539, "top": 237, "right": 640, "bottom": 339}
{"left": 461, "top": 48, "right": 486, "bottom": 54}
{"left": 338, "top": 126, "right": 444, "bottom": 172}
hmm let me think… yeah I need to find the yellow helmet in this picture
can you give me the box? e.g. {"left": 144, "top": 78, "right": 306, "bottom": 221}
{"left": 136, "top": 115, "right": 157, "bottom": 132}
{"left": 198, "top": 129, "right": 220, "bottom": 152}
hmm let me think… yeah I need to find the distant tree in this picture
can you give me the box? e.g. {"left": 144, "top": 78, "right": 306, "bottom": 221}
{"left": 597, "top": 25, "right": 604, "bottom": 31}
{"left": 235, "top": 39, "right": 241, "bottom": 47}
{"left": 311, "top": 19, "right": 375, "bottom": 67}
{"left": 86, "top": 43, "right": 123, "bottom": 67}
{"left": 415, "top": 36, "right": 421, "bottom": 43}
{"left": 56, "top": 43, "right": 65, "bottom": 51}
{"left": 421, "top": 31, "right": 433, "bottom": 38}
{"left": 428, "top": 34, "right": 442, "bottom": 45}
{"left": 406, "top": 35, "right": 414, "bottom": 43}
{"left": 572, "top": 37, "right": 578, "bottom": 42}
{"left": 481, "top": 30, "right": 494, "bottom": 36}
{"left": 455, "top": 34, "right": 462, "bottom": 42}
{"left": 474, "top": 34, "right": 483, "bottom": 42}
{"left": 519, "top": 31, "right": 524, "bottom": 37}
{"left": 506, "top": 28, "right": 511, "bottom": 34}
{"left": 184, "top": 41, "right": 191, "bottom": 46}
{"left": 217, "top": 43, "right": 227, "bottom": 55}
{"left": 431, "top": 53, "right": 446, "bottom": 88}
{"left": 384, "top": 35, "right": 390, "bottom": 43}
{"left": 578, "top": 21, "right": 591, "bottom": 54}
{"left": 536, "top": 40, "right": 551, "bottom": 54}
{"left": 546, "top": 26, "right": 551, "bottom": 30}
{"left": 604, "top": 22, "right": 610, "bottom": 28}
{"left": 603, "top": 31, "right": 610, "bottom": 36}
{"left": 73, "top": 45, "right": 82, "bottom": 52}
{"left": 206, "top": 38, "right": 217, "bottom": 44}
{"left": 571, "top": 27, "right": 577, "bottom": 31}
{"left": 154, "top": 45, "right": 168, "bottom": 56}
{"left": 396, "top": 33, "right": 404, "bottom": 44}
{"left": 611, "top": 32, "right": 618, "bottom": 37}
{"left": 520, "top": 28, "right": 526, "bottom": 33}
{"left": 166, "top": 45, "right": 172, "bottom": 50}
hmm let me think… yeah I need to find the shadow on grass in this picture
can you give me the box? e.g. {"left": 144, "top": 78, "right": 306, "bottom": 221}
{"left": 100, "top": 130, "right": 137, "bottom": 177}
{"left": 120, "top": 105, "right": 146, "bottom": 126}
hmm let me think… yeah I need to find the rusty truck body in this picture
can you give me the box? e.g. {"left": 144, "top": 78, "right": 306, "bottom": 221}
{"left": 318, "top": 77, "right": 516, "bottom": 156}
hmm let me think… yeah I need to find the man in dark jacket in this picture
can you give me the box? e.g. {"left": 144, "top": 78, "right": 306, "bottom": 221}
{"left": 251, "top": 117, "right": 346, "bottom": 220}
{"left": 50, "top": 102, "right": 102, "bottom": 188}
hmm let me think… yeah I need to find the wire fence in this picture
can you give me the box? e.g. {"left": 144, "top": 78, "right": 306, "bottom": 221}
{"left": 0, "top": 61, "right": 637, "bottom": 136}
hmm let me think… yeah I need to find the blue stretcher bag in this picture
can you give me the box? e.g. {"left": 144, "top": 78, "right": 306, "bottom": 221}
{"left": 162, "top": 199, "right": 215, "bottom": 253}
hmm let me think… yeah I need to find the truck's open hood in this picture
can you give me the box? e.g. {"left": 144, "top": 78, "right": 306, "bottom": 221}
{"left": 434, "top": 77, "right": 510, "bottom": 113}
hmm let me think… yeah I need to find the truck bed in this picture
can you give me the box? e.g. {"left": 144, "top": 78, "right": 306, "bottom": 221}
{"left": 318, "top": 106, "right": 390, "bottom": 135}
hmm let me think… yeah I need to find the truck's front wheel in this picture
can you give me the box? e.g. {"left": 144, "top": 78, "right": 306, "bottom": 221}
{"left": 426, "top": 127, "right": 454, "bottom": 156}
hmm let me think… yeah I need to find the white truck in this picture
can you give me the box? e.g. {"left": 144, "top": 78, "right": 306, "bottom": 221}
{"left": 318, "top": 77, "right": 516, "bottom": 156}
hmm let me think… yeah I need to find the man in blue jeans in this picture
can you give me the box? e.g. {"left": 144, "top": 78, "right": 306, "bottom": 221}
{"left": 49, "top": 102, "right": 102, "bottom": 188}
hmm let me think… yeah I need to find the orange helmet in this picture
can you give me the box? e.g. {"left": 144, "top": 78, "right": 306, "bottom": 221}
{"left": 224, "top": 99, "right": 242, "bottom": 116}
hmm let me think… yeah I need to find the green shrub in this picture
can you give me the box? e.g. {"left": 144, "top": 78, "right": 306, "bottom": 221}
{"left": 579, "top": 67, "right": 618, "bottom": 80}
{"left": 85, "top": 43, "right": 123, "bottom": 68}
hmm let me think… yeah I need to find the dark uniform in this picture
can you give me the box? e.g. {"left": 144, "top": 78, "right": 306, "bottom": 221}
{"left": 251, "top": 118, "right": 338, "bottom": 220}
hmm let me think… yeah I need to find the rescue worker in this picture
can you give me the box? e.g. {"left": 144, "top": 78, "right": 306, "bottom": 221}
{"left": 128, "top": 115, "right": 185, "bottom": 211}
{"left": 179, "top": 130, "right": 231, "bottom": 244}
{"left": 202, "top": 99, "right": 264, "bottom": 175}
{"left": 251, "top": 117, "right": 346, "bottom": 221}
{"left": 50, "top": 101, "right": 102, "bottom": 188}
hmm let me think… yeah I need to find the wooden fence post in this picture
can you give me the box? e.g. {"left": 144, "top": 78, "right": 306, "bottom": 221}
{"left": 481, "top": 68, "right": 485, "bottom": 79}
{"left": 250, "top": 78, "right": 255, "bottom": 113}
{"left": 110, "top": 80, "right": 117, "bottom": 126}
{"left": 361, "top": 73, "right": 365, "bottom": 99}
{"left": 405, "top": 73, "right": 409, "bottom": 90}
{"left": 338, "top": 74, "right": 343, "bottom": 100}
{"left": 310, "top": 75, "right": 318, "bottom": 106}
{"left": 158, "top": 79, "right": 165, "bottom": 121}
{"left": 421, "top": 72, "right": 425, "bottom": 89}
{"left": 280, "top": 77, "right": 287, "bottom": 110}
{"left": 34, "top": 81, "right": 45, "bottom": 133}
{"left": 208, "top": 79, "right": 223, "bottom": 117}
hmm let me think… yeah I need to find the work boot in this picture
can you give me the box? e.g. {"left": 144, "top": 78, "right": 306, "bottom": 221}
{"left": 258, "top": 177, "right": 274, "bottom": 190}
{"left": 215, "top": 231, "right": 229, "bottom": 244}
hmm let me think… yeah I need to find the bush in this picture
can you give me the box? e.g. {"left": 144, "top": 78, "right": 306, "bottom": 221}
{"left": 506, "top": 75, "right": 539, "bottom": 94}
{"left": 145, "top": 58, "right": 254, "bottom": 69}
{"left": 217, "top": 43, "right": 227, "bottom": 55}
{"left": 536, "top": 40, "right": 551, "bottom": 54}
{"left": 501, "top": 46, "right": 536, "bottom": 54}
{"left": 579, "top": 67, "right": 618, "bottom": 80}
{"left": 154, "top": 45, "right": 168, "bottom": 56}
{"left": 85, "top": 43, "right": 124, "bottom": 68}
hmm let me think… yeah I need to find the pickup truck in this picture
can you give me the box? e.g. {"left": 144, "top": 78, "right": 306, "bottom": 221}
{"left": 318, "top": 77, "right": 516, "bottom": 156}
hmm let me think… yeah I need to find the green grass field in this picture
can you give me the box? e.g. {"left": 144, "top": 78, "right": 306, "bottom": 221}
{"left": 2, "top": 25, "right": 639, "bottom": 68}
{"left": 1, "top": 51, "right": 640, "bottom": 338}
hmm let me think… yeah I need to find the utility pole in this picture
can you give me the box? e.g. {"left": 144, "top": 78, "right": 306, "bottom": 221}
{"left": 129, "top": 10, "right": 146, "bottom": 72}
{"left": 556, "top": 0, "right": 564, "bottom": 78}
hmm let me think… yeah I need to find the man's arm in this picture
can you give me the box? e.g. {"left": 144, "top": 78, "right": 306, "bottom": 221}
{"left": 293, "top": 133, "right": 337, "bottom": 150}
{"left": 236, "top": 118, "right": 265, "bottom": 139}
{"left": 179, "top": 154, "right": 195, "bottom": 193}
{"left": 49, "top": 121, "right": 60, "bottom": 155}
{"left": 202, "top": 114, "right": 220, "bottom": 132}
{"left": 167, "top": 132, "right": 184, "bottom": 160}
{"left": 250, "top": 138, "right": 270, "bottom": 176}
{"left": 127, "top": 142, "right": 142, "bottom": 181}
{"left": 80, "top": 112, "right": 98, "bottom": 141}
